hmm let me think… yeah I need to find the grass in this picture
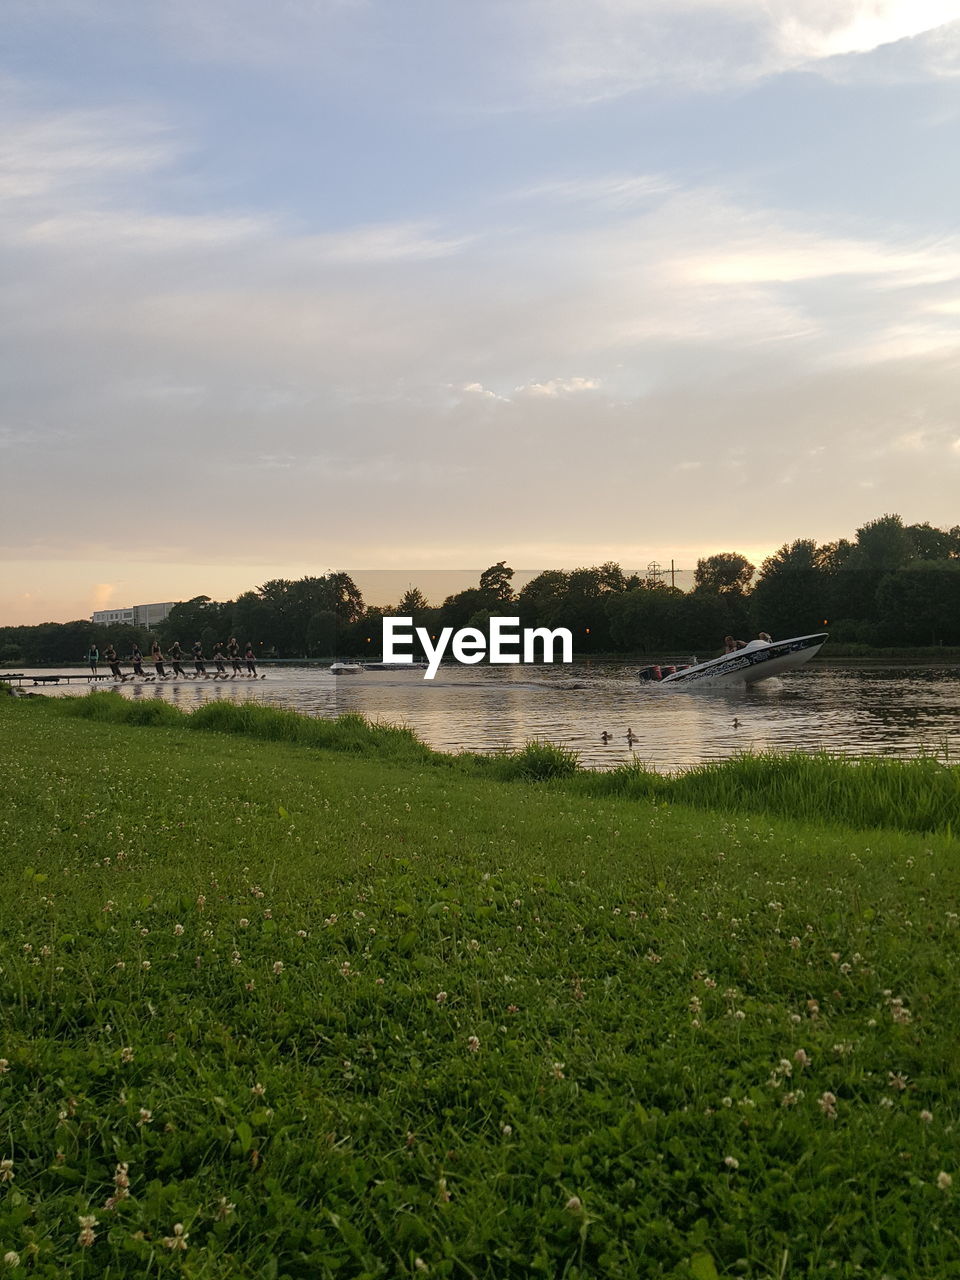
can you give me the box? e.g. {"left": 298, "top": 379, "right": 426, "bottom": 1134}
{"left": 1, "top": 694, "right": 959, "bottom": 1278}
{"left": 52, "top": 692, "right": 960, "bottom": 838}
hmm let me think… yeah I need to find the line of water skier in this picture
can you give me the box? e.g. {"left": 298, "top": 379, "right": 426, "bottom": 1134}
{"left": 86, "top": 638, "right": 262, "bottom": 682}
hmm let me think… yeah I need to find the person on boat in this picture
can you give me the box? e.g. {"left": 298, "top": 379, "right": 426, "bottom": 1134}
{"left": 244, "top": 642, "right": 258, "bottom": 677}
{"left": 151, "top": 641, "right": 167, "bottom": 679}
{"left": 104, "top": 643, "right": 126, "bottom": 681}
{"left": 129, "top": 643, "right": 146, "bottom": 678}
{"left": 227, "top": 637, "right": 243, "bottom": 677}
{"left": 211, "top": 641, "right": 228, "bottom": 678}
{"left": 192, "top": 639, "right": 208, "bottom": 679}
{"left": 723, "top": 636, "right": 747, "bottom": 653}
{"left": 168, "top": 641, "right": 189, "bottom": 679}
{"left": 741, "top": 632, "right": 774, "bottom": 652}
{"left": 86, "top": 644, "right": 99, "bottom": 677}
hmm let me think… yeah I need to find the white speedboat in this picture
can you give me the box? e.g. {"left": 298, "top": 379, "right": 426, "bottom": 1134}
{"left": 639, "top": 633, "right": 828, "bottom": 687}
{"left": 329, "top": 661, "right": 363, "bottom": 674}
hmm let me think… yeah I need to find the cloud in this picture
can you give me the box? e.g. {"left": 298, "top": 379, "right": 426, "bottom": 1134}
{"left": 0, "top": 95, "right": 178, "bottom": 204}
{"left": 510, "top": 0, "right": 960, "bottom": 102}
{"left": 515, "top": 377, "right": 600, "bottom": 397}
{"left": 3, "top": 75, "right": 960, "bottom": 603}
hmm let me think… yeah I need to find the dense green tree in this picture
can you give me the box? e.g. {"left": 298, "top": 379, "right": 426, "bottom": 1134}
{"left": 874, "top": 565, "right": 960, "bottom": 646}
{"left": 516, "top": 571, "right": 570, "bottom": 628}
{"left": 752, "top": 540, "right": 827, "bottom": 638}
{"left": 693, "top": 552, "right": 755, "bottom": 597}
{"left": 852, "top": 513, "right": 913, "bottom": 571}
{"left": 478, "top": 562, "right": 515, "bottom": 603}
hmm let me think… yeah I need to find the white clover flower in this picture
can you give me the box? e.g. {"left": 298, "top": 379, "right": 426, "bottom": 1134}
{"left": 937, "top": 1171, "right": 953, "bottom": 1190}
{"left": 724, "top": 1156, "right": 739, "bottom": 1169}
{"left": 565, "top": 1196, "right": 583, "bottom": 1213}
{"left": 819, "top": 1092, "right": 837, "bottom": 1119}
{"left": 162, "top": 1223, "right": 189, "bottom": 1251}
{"left": 466, "top": 1035, "right": 480, "bottom": 1053}
{"left": 920, "top": 1110, "right": 934, "bottom": 1123}
{"left": 272, "top": 960, "right": 284, "bottom": 975}
{"left": 3, "top": 1252, "right": 20, "bottom": 1268}
{"left": 0, "top": 1159, "right": 14, "bottom": 1183}
{"left": 173, "top": 924, "right": 184, "bottom": 936}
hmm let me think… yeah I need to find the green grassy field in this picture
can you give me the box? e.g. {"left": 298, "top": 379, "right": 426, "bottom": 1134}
{"left": 1, "top": 693, "right": 959, "bottom": 1278}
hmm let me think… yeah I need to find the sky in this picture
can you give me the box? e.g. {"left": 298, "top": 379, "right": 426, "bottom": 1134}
{"left": 4, "top": 0, "right": 960, "bottom": 623}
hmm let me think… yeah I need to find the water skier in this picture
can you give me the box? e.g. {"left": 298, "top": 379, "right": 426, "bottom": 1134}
{"left": 168, "top": 641, "right": 189, "bottom": 680}
{"left": 192, "top": 640, "right": 209, "bottom": 679}
{"left": 104, "top": 644, "right": 127, "bottom": 682}
{"left": 130, "top": 643, "right": 147, "bottom": 678}
{"left": 212, "top": 641, "right": 228, "bottom": 678}
{"left": 150, "top": 641, "right": 167, "bottom": 679}
{"left": 227, "top": 637, "right": 243, "bottom": 677}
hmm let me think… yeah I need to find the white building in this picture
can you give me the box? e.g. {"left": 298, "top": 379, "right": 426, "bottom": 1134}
{"left": 91, "top": 602, "right": 175, "bottom": 628}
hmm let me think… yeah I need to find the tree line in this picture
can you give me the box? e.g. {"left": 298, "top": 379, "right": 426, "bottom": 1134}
{"left": 2, "top": 514, "right": 959, "bottom": 667}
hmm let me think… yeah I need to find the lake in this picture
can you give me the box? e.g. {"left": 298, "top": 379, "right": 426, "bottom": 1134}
{"left": 12, "top": 660, "right": 960, "bottom": 770}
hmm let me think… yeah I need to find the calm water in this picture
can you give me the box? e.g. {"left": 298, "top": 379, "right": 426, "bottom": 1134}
{"left": 13, "top": 661, "right": 960, "bottom": 770}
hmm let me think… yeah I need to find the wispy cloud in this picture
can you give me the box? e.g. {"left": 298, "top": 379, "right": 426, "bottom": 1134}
{"left": 511, "top": 0, "right": 960, "bottom": 102}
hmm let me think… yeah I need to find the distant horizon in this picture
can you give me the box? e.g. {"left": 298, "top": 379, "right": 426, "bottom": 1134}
{"left": 13, "top": 563, "right": 706, "bottom": 626}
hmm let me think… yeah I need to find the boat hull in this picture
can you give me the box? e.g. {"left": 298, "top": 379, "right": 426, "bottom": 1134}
{"left": 656, "top": 634, "right": 828, "bottom": 686}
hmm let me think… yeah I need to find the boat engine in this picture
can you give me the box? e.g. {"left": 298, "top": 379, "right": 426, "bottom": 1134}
{"left": 638, "top": 664, "right": 662, "bottom": 682}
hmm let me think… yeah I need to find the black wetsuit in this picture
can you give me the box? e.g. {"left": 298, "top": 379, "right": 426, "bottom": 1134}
{"left": 151, "top": 645, "right": 166, "bottom": 678}
{"left": 130, "top": 645, "right": 145, "bottom": 677}
{"left": 212, "top": 643, "right": 227, "bottom": 676}
{"left": 228, "top": 641, "right": 243, "bottom": 675}
{"left": 244, "top": 646, "right": 257, "bottom": 676}
{"left": 169, "top": 643, "right": 187, "bottom": 678}
{"left": 192, "top": 642, "right": 207, "bottom": 676}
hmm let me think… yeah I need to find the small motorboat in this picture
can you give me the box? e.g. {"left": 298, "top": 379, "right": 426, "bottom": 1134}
{"left": 363, "top": 660, "right": 430, "bottom": 671}
{"left": 329, "top": 661, "right": 363, "bottom": 674}
{"left": 639, "top": 633, "right": 828, "bottom": 687}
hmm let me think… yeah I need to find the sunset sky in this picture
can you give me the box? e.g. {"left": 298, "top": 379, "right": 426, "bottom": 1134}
{"left": 4, "top": 1, "right": 960, "bottom": 624}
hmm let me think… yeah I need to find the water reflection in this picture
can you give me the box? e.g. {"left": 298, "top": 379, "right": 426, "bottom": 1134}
{"left": 18, "top": 663, "right": 960, "bottom": 770}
